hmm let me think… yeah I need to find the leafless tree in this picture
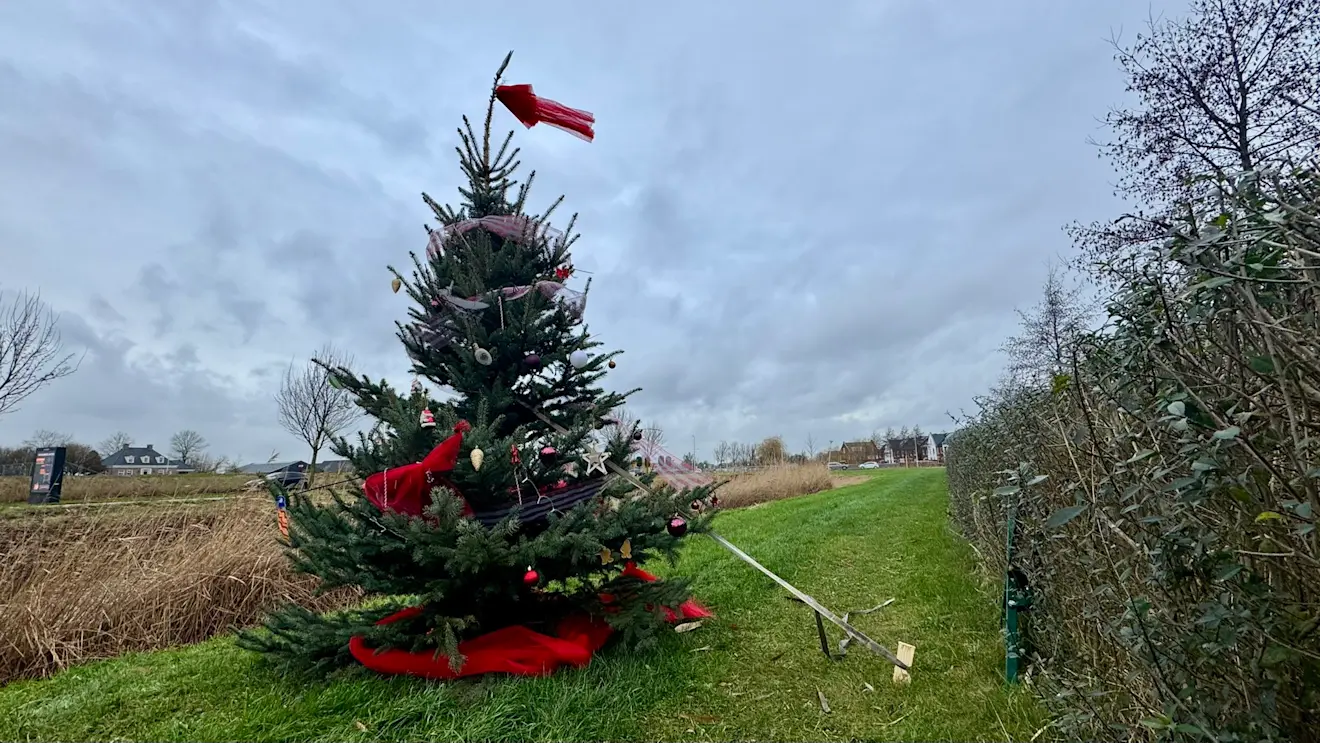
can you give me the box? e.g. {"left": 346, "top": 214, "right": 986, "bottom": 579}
{"left": 24, "top": 429, "right": 71, "bottom": 448}
{"left": 275, "top": 343, "right": 359, "bottom": 488}
{"left": 1003, "top": 264, "right": 1094, "bottom": 387}
{"left": 804, "top": 433, "right": 817, "bottom": 460}
{"left": 1075, "top": 0, "right": 1320, "bottom": 263}
{"left": 99, "top": 431, "right": 134, "bottom": 456}
{"left": 0, "top": 289, "right": 79, "bottom": 418}
{"left": 910, "top": 425, "right": 926, "bottom": 461}
{"left": 713, "top": 440, "right": 732, "bottom": 467}
{"left": 170, "top": 429, "right": 208, "bottom": 465}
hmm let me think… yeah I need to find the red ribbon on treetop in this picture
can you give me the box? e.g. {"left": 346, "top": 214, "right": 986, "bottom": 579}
{"left": 496, "top": 84, "right": 595, "bottom": 142}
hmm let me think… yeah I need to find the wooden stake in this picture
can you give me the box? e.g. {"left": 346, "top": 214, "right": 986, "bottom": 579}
{"left": 892, "top": 642, "right": 916, "bottom": 684}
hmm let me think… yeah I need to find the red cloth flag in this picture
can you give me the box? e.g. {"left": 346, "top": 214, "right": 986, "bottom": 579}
{"left": 361, "top": 421, "right": 473, "bottom": 518}
{"left": 496, "top": 84, "right": 595, "bottom": 142}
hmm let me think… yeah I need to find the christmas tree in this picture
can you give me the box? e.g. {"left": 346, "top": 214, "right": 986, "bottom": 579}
{"left": 239, "top": 55, "right": 717, "bottom": 679}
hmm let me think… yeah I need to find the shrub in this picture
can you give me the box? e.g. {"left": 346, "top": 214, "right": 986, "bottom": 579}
{"left": 947, "top": 170, "right": 1320, "bottom": 741}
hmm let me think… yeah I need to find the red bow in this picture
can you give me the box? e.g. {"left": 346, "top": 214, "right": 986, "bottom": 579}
{"left": 496, "top": 84, "right": 594, "bottom": 142}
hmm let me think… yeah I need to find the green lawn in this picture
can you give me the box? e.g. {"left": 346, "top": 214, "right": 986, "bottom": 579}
{"left": 0, "top": 468, "right": 1046, "bottom": 742}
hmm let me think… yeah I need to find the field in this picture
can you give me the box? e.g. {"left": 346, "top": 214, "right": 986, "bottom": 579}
{"left": 0, "top": 473, "right": 255, "bottom": 504}
{"left": 0, "top": 497, "right": 361, "bottom": 685}
{"left": 0, "top": 468, "right": 1044, "bottom": 742}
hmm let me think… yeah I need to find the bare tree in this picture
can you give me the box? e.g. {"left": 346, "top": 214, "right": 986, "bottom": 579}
{"left": 713, "top": 440, "right": 732, "bottom": 467}
{"left": 99, "top": 431, "right": 134, "bottom": 456}
{"left": 804, "top": 433, "right": 817, "bottom": 460}
{"left": 1075, "top": 0, "right": 1320, "bottom": 263}
{"left": 170, "top": 429, "right": 208, "bottom": 465}
{"left": 24, "top": 429, "right": 72, "bottom": 448}
{"left": 910, "top": 425, "right": 926, "bottom": 461}
{"left": 275, "top": 343, "right": 359, "bottom": 488}
{"left": 641, "top": 422, "right": 665, "bottom": 448}
{"left": 0, "top": 289, "right": 79, "bottom": 418}
{"left": 1003, "top": 264, "right": 1093, "bottom": 387}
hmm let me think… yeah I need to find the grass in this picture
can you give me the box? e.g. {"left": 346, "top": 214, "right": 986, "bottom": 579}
{"left": 0, "top": 468, "right": 1046, "bottom": 742}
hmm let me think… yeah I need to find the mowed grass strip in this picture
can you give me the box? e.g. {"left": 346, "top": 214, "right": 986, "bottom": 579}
{"left": 0, "top": 468, "right": 1046, "bottom": 742}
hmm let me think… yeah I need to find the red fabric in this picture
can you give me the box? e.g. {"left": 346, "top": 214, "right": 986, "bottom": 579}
{"left": 496, "top": 84, "right": 595, "bottom": 142}
{"left": 361, "top": 421, "right": 473, "bottom": 518}
{"left": 349, "top": 562, "right": 710, "bottom": 679}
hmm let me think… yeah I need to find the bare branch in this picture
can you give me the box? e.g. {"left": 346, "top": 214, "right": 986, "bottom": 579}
{"left": 0, "top": 288, "right": 80, "bottom": 417}
{"left": 275, "top": 343, "right": 360, "bottom": 487}
{"left": 169, "top": 429, "right": 208, "bottom": 465}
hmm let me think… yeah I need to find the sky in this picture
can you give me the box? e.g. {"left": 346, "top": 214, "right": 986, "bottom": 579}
{"left": 0, "top": 0, "right": 1179, "bottom": 465}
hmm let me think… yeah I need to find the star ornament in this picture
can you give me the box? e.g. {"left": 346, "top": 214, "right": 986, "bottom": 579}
{"left": 582, "top": 445, "right": 607, "bottom": 476}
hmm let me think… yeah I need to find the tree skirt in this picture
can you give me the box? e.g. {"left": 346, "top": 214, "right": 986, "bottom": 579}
{"left": 348, "top": 563, "right": 711, "bottom": 679}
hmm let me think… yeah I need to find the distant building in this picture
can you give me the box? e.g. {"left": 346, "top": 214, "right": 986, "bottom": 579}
{"left": 835, "top": 440, "right": 882, "bottom": 466}
{"left": 102, "top": 445, "right": 186, "bottom": 476}
{"left": 928, "top": 433, "right": 950, "bottom": 462}
{"left": 316, "top": 460, "right": 354, "bottom": 474}
{"left": 236, "top": 461, "right": 309, "bottom": 477}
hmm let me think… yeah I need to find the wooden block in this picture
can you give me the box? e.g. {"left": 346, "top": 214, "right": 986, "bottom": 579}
{"left": 892, "top": 642, "right": 915, "bottom": 684}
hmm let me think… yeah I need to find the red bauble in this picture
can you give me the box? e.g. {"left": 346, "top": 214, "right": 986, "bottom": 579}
{"left": 523, "top": 568, "right": 540, "bottom": 586}
{"left": 667, "top": 516, "right": 688, "bottom": 537}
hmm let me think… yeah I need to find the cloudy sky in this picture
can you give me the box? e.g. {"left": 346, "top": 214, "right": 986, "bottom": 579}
{"left": 0, "top": 0, "right": 1178, "bottom": 464}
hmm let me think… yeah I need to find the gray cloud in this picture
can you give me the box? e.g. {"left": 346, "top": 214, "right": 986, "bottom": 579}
{"left": 0, "top": 0, "right": 1175, "bottom": 463}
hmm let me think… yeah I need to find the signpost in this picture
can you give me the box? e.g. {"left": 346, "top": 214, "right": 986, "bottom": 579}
{"left": 27, "top": 447, "right": 67, "bottom": 505}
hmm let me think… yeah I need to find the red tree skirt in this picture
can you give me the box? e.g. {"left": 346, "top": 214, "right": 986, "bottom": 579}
{"left": 348, "top": 563, "right": 711, "bottom": 679}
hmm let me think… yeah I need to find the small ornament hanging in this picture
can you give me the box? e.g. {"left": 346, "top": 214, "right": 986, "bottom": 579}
{"left": 510, "top": 444, "right": 522, "bottom": 465}
{"left": 555, "top": 264, "right": 573, "bottom": 280}
{"left": 620, "top": 538, "right": 632, "bottom": 559}
{"left": 523, "top": 567, "right": 540, "bottom": 586}
{"left": 474, "top": 347, "right": 493, "bottom": 365}
{"left": 391, "top": 277, "right": 402, "bottom": 293}
{"left": 539, "top": 446, "right": 558, "bottom": 466}
{"left": 668, "top": 516, "right": 688, "bottom": 537}
{"left": 633, "top": 431, "right": 643, "bottom": 441}
{"left": 599, "top": 546, "right": 614, "bottom": 565}
{"left": 470, "top": 448, "right": 485, "bottom": 471}
{"left": 569, "top": 349, "right": 589, "bottom": 368}
{"left": 524, "top": 353, "right": 541, "bottom": 368}
{"left": 420, "top": 408, "right": 436, "bottom": 428}
{"left": 410, "top": 377, "right": 424, "bottom": 396}
{"left": 608, "top": 360, "right": 617, "bottom": 369}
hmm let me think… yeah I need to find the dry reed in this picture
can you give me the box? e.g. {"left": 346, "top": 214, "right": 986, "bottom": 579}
{"left": 0, "top": 498, "right": 359, "bottom": 684}
{"left": 0, "top": 473, "right": 255, "bottom": 504}
{"left": 714, "top": 463, "right": 835, "bottom": 509}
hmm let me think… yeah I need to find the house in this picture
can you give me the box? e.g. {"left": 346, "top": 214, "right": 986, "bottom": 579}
{"left": 833, "top": 440, "right": 883, "bottom": 466}
{"left": 927, "top": 433, "right": 951, "bottom": 462}
{"left": 885, "top": 437, "right": 930, "bottom": 464}
{"left": 102, "top": 445, "right": 184, "bottom": 476}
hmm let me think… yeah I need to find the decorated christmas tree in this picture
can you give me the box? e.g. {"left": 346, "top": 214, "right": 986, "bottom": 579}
{"left": 239, "top": 55, "right": 717, "bottom": 680}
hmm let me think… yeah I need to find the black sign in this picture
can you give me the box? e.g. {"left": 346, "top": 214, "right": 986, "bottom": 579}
{"left": 28, "top": 447, "right": 67, "bottom": 505}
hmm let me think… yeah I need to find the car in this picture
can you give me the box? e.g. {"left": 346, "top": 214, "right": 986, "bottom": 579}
{"left": 859, "top": 461, "right": 880, "bottom": 469}
{"left": 827, "top": 461, "right": 848, "bottom": 470}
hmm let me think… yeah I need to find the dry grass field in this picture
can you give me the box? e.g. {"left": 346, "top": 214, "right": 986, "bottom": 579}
{"left": 0, "top": 473, "right": 254, "bottom": 504}
{"left": 0, "top": 498, "right": 360, "bottom": 684}
{"left": 712, "top": 463, "right": 835, "bottom": 508}
{"left": 0, "top": 463, "right": 833, "bottom": 686}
